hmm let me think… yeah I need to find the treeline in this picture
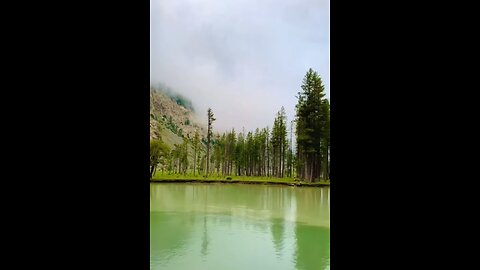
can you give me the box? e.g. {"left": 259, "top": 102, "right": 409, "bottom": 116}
{"left": 150, "top": 68, "right": 330, "bottom": 182}
{"left": 150, "top": 107, "right": 293, "bottom": 179}
{"left": 208, "top": 107, "right": 293, "bottom": 178}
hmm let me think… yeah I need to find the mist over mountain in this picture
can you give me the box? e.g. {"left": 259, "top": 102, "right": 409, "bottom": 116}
{"left": 151, "top": 83, "right": 195, "bottom": 112}
{"left": 150, "top": 86, "right": 207, "bottom": 150}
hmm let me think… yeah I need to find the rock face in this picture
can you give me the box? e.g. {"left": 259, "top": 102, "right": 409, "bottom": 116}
{"left": 150, "top": 88, "right": 206, "bottom": 147}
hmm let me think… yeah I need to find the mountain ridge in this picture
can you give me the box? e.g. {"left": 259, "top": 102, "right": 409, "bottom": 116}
{"left": 150, "top": 87, "right": 207, "bottom": 150}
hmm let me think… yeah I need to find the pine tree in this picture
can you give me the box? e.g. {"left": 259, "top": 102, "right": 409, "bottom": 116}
{"left": 206, "top": 108, "right": 216, "bottom": 177}
{"left": 320, "top": 99, "right": 330, "bottom": 180}
{"left": 235, "top": 131, "right": 245, "bottom": 176}
{"left": 271, "top": 107, "right": 288, "bottom": 178}
{"left": 192, "top": 130, "right": 201, "bottom": 176}
{"left": 181, "top": 138, "right": 189, "bottom": 175}
{"left": 295, "top": 68, "right": 327, "bottom": 182}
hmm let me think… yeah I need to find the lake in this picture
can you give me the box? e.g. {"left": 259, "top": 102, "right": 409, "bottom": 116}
{"left": 150, "top": 183, "right": 330, "bottom": 270}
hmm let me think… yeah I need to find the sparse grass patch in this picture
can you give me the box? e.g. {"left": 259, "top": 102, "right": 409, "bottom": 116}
{"left": 151, "top": 171, "right": 330, "bottom": 186}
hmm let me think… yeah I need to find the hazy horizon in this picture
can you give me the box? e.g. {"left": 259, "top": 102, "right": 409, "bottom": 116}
{"left": 151, "top": 0, "right": 329, "bottom": 133}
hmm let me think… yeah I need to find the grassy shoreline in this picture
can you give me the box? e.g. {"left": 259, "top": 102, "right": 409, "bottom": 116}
{"left": 150, "top": 173, "right": 330, "bottom": 187}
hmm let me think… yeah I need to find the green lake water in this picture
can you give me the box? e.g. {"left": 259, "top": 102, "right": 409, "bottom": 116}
{"left": 150, "top": 183, "right": 330, "bottom": 270}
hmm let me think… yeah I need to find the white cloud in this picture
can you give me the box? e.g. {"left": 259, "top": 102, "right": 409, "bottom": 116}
{"left": 151, "top": 0, "right": 329, "bottom": 132}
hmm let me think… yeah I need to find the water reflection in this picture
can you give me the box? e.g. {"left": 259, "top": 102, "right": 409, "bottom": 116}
{"left": 150, "top": 183, "right": 330, "bottom": 270}
{"left": 270, "top": 218, "right": 285, "bottom": 257}
{"left": 201, "top": 216, "right": 209, "bottom": 258}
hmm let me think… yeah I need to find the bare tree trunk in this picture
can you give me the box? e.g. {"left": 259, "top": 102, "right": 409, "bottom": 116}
{"left": 206, "top": 147, "right": 210, "bottom": 177}
{"left": 280, "top": 139, "right": 284, "bottom": 178}
{"left": 267, "top": 137, "right": 270, "bottom": 177}
{"left": 193, "top": 148, "right": 196, "bottom": 176}
{"left": 327, "top": 146, "right": 329, "bottom": 180}
{"left": 150, "top": 165, "right": 155, "bottom": 179}
{"left": 310, "top": 158, "right": 315, "bottom": 182}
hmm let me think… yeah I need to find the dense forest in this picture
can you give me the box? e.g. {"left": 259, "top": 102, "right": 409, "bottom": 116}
{"left": 150, "top": 68, "right": 330, "bottom": 182}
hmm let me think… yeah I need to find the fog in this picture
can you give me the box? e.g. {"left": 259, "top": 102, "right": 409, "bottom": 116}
{"left": 151, "top": 0, "right": 329, "bottom": 132}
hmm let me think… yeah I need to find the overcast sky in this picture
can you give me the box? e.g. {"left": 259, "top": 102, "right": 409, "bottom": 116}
{"left": 151, "top": 0, "right": 329, "bottom": 133}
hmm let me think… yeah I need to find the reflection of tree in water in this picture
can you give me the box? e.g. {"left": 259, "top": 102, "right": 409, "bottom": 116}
{"left": 201, "top": 216, "right": 209, "bottom": 257}
{"left": 294, "top": 224, "right": 330, "bottom": 270}
{"left": 270, "top": 219, "right": 284, "bottom": 257}
{"left": 267, "top": 187, "right": 287, "bottom": 257}
{"left": 200, "top": 184, "right": 210, "bottom": 258}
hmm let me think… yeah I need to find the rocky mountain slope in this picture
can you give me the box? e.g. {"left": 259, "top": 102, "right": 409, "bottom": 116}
{"left": 150, "top": 87, "right": 207, "bottom": 150}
